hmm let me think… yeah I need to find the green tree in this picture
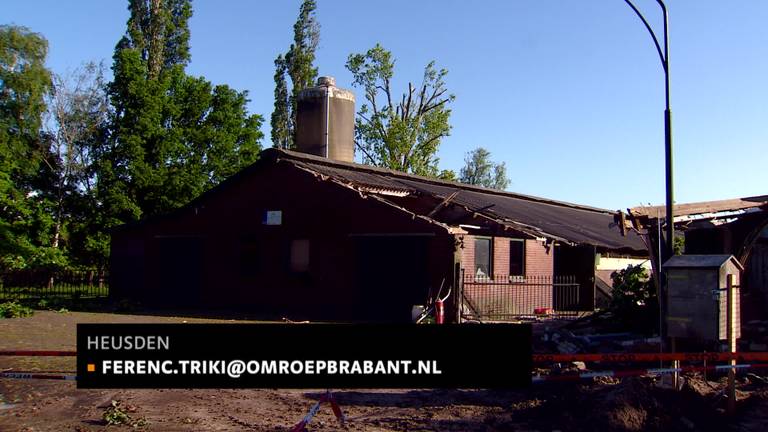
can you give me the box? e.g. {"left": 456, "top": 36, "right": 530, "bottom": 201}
{"left": 43, "top": 62, "right": 110, "bottom": 268}
{"left": 346, "top": 44, "right": 455, "bottom": 176}
{"left": 120, "top": 0, "right": 192, "bottom": 78}
{"left": 673, "top": 234, "right": 685, "bottom": 255}
{"left": 610, "top": 264, "right": 659, "bottom": 334}
{"left": 94, "top": 0, "right": 263, "bottom": 267}
{"left": 270, "top": 54, "right": 291, "bottom": 149}
{"left": 438, "top": 169, "right": 457, "bottom": 182}
{"left": 0, "top": 25, "right": 54, "bottom": 270}
{"left": 459, "top": 147, "right": 510, "bottom": 190}
{"left": 270, "top": 0, "right": 319, "bottom": 149}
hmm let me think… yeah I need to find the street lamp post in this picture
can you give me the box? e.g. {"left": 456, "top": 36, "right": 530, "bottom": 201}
{"left": 623, "top": 1, "right": 674, "bottom": 364}
{"left": 623, "top": 0, "right": 674, "bottom": 261}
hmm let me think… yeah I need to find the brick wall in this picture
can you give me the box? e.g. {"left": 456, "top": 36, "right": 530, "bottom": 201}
{"left": 460, "top": 236, "right": 557, "bottom": 318}
{"left": 525, "top": 239, "right": 553, "bottom": 277}
{"left": 459, "top": 236, "right": 554, "bottom": 278}
{"left": 493, "top": 239, "right": 509, "bottom": 277}
{"left": 460, "top": 235, "right": 475, "bottom": 278}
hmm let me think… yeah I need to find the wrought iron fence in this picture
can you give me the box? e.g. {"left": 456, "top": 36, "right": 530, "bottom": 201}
{"left": 0, "top": 270, "right": 109, "bottom": 300}
{"left": 461, "top": 271, "right": 580, "bottom": 321}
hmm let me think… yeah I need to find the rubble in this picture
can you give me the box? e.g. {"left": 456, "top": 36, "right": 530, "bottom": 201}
{"left": 741, "top": 319, "right": 768, "bottom": 352}
{"left": 535, "top": 321, "right": 661, "bottom": 355}
{"left": 572, "top": 361, "right": 587, "bottom": 371}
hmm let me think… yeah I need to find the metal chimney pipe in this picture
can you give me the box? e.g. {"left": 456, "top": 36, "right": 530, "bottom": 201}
{"left": 295, "top": 76, "right": 356, "bottom": 162}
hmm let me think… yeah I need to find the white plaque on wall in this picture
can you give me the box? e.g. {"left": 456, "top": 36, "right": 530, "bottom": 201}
{"left": 263, "top": 210, "right": 282, "bottom": 225}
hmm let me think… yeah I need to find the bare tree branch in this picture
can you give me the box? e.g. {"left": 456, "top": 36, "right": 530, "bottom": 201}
{"left": 354, "top": 139, "right": 377, "bottom": 165}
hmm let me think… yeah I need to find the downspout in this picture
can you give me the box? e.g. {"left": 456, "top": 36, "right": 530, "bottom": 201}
{"left": 325, "top": 84, "right": 330, "bottom": 158}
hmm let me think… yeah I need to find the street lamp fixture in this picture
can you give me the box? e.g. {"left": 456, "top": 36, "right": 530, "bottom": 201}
{"left": 623, "top": 0, "right": 673, "bottom": 261}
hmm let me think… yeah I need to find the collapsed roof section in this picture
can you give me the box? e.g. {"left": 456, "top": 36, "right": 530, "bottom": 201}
{"left": 621, "top": 195, "right": 768, "bottom": 265}
{"left": 628, "top": 195, "right": 768, "bottom": 222}
{"left": 622, "top": 195, "right": 768, "bottom": 234}
{"left": 267, "top": 149, "right": 646, "bottom": 254}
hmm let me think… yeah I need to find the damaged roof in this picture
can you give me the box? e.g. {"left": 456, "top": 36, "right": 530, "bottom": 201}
{"left": 629, "top": 195, "right": 768, "bottom": 219}
{"left": 265, "top": 149, "right": 645, "bottom": 253}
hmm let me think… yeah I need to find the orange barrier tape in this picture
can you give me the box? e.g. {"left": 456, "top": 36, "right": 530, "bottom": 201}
{"left": 533, "top": 352, "right": 768, "bottom": 363}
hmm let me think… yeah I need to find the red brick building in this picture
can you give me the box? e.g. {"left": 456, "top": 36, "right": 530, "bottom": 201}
{"left": 110, "top": 76, "right": 646, "bottom": 322}
{"left": 110, "top": 148, "right": 646, "bottom": 321}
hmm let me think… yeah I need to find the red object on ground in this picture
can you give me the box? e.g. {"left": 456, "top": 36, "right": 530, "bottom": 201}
{"left": 435, "top": 299, "right": 444, "bottom": 324}
{"left": 534, "top": 307, "right": 551, "bottom": 315}
{"left": 289, "top": 390, "right": 345, "bottom": 432}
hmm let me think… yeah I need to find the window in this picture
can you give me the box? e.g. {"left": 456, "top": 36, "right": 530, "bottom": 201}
{"left": 290, "top": 239, "right": 310, "bottom": 273}
{"left": 474, "top": 237, "right": 492, "bottom": 279}
{"left": 509, "top": 239, "right": 525, "bottom": 277}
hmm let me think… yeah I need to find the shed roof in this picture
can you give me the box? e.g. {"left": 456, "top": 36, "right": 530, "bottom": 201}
{"left": 264, "top": 149, "right": 645, "bottom": 253}
{"left": 663, "top": 254, "right": 744, "bottom": 270}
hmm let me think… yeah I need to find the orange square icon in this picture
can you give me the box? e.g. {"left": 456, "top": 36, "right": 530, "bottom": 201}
{"left": 87, "top": 363, "right": 96, "bottom": 372}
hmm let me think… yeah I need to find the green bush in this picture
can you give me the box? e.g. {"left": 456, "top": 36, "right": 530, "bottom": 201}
{"left": 609, "top": 265, "right": 659, "bottom": 334}
{"left": 0, "top": 301, "right": 34, "bottom": 318}
{"left": 115, "top": 298, "right": 139, "bottom": 313}
{"left": 35, "top": 297, "right": 69, "bottom": 311}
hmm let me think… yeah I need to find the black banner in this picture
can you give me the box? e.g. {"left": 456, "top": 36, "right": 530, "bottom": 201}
{"left": 77, "top": 323, "right": 531, "bottom": 388}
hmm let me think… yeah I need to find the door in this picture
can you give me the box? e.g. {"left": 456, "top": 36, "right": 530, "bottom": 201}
{"left": 153, "top": 237, "right": 203, "bottom": 307}
{"left": 554, "top": 244, "right": 595, "bottom": 311}
{"left": 355, "top": 236, "right": 430, "bottom": 322}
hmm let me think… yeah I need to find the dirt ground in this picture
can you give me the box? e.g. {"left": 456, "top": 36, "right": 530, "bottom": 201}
{"left": 2, "top": 311, "right": 768, "bottom": 432}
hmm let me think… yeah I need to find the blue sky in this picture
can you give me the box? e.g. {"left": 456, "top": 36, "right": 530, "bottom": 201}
{"left": 5, "top": 1, "right": 767, "bottom": 210}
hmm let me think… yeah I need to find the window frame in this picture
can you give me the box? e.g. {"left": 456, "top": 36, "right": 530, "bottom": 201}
{"left": 289, "top": 238, "right": 311, "bottom": 274}
{"left": 509, "top": 238, "right": 526, "bottom": 277}
{"left": 473, "top": 236, "right": 493, "bottom": 279}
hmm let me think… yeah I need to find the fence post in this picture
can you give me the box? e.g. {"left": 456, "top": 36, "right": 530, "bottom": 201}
{"left": 457, "top": 268, "right": 463, "bottom": 324}
{"left": 726, "top": 273, "right": 736, "bottom": 415}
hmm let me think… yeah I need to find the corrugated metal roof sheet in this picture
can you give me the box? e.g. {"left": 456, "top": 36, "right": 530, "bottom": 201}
{"left": 630, "top": 196, "right": 768, "bottom": 219}
{"left": 271, "top": 149, "right": 646, "bottom": 253}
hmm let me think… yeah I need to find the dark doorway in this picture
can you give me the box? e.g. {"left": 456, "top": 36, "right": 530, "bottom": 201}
{"left": 354, "top": 236, "right": 430, "bottom": 322}
{"left": 745, "top": 238, "right": 768, "bottom": 320}
{"left": 153, "top": 237, "right": 203, "bottom": 307}
{"left": 554, "top": 244, "right": 595, "bottom": 311}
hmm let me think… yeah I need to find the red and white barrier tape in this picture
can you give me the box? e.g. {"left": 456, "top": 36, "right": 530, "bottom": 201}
{"left": 289, "top": 390, "right": 345, "bottom": 432}
{"left": 0, "top": 350, "right": 76, "bottom": 357}
{"left": 533, "top": 363, "right": 768, "bottom": 382}
{"left": 3, "top": 350, "right": 766, "bottom": 363}
{"left": 0, "top": 372, "right": 77, "bottom": 381}
{"left": 1, "top": 369, "right": 75, "bottom": 374}
{"left": 533, "top": 352, "right": 768, "bottom": 364}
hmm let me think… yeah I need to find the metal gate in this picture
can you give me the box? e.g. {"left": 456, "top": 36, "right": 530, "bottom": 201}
{"left": 460, "top": 271, "right": 580, "bottom": 321}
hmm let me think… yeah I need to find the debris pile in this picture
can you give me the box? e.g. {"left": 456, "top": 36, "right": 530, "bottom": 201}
{"left": 535, "top": 321, "right": 661, "bottom": 356}
{"left": 741, "top": 319, "right": 768, "bottom": 352}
